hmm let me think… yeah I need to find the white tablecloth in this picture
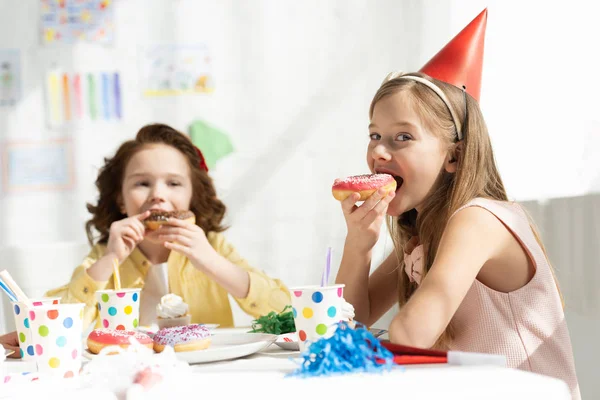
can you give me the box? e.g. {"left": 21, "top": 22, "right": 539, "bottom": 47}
{"left": 3, "top": 329, "right": 572, "bottom": 400}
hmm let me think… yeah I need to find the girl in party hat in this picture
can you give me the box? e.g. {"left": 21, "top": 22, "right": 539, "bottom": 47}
{"left": 335, "top": 10, "right": 579, "bottom": 399}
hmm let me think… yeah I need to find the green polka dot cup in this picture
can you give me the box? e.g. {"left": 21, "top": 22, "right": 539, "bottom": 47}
{"left": 95, "top": 289, "right": 141, "bottom": 331}
{"left": 27, "top": 303, "right": 85, "bottom": 378}
{"left": 11, "top": 297, "right": 61, "bottom": 361}
{"left": 289, "top": 284, "right": 347, "bottom": 352}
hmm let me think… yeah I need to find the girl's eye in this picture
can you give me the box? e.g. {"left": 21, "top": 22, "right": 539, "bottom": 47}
{"left": 135, "top": 181, "right": 149, "bottom": 187}
{"left": 369, "top": 133, "right": 381, "bottom": 140}
{"left": 169, "top": 181, "right": 181, "bottom": 187}
{"left": 396, "top": 133, "right": 412, "bottom": 141}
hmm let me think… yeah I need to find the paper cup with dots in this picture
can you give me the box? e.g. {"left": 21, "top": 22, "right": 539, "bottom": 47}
{"left": 96, "top": 289, "right": 141, "bottom": 331}
{"left": 11, "top": 297, "right": 61, "bottom": 361}
{"left": 27, "top": 303, "right": 85, "bottom": 378}
{"left": 289, "top": 284, "right": 346, "bottom": 352}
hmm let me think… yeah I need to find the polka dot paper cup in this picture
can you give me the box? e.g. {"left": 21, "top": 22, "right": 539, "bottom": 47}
{"left": 27, "top": 303, "right": 85, "bottom": 378}
{"left": 289, "top": 284, "right": 346, "bottom": 352}
{"left": 96, "top": 289, "right": 141, "bottom": 330}
{"left": 11, "top": 297, "right": 61, "bottom": 361}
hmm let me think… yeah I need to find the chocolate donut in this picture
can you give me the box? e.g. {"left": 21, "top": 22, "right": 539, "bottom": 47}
{"left": 144, "top": 210, "right": 196, "bottom": 230}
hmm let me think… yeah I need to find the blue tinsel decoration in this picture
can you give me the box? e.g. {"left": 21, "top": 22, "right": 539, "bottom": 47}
{"left": 287, "top": 321, "right": 395, "bottom": 378}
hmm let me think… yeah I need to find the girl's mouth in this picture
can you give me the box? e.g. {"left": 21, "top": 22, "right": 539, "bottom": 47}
{"left": 393, "top": 176, "right": 403, "bottom": 192}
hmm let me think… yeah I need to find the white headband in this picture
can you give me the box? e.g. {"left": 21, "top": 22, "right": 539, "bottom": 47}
{"left": 384, "top": 72, "right": 464, "bottom": 141}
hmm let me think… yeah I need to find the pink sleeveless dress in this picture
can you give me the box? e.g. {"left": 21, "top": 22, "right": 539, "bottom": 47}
{"left": 404, "top": 198, "right": 580, "bottom": 399}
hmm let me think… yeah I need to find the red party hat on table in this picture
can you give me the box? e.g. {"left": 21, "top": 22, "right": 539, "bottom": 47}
{"left": 419, "top": 8, "right": 488, "bottom": 102}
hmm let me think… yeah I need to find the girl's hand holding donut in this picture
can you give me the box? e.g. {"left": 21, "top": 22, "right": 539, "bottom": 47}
{"left": 159, "top": 217, "right": 217, "bottom": 271}
{"left": 342, "top": 188, "right": 395, "bottom": 252}
{"left": 106, "top": 211, "right": 151, "bottom": 262}
{"left": 334, "top": 174, "right": 397, "bottom": 252}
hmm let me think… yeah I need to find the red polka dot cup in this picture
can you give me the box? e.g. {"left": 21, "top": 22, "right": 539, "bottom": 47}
{"left": 11, "top": 297, "right": 61, "bottom": 361}
{"left": 27, "top": 303, "right": 85, "bottom": 378}
{"left": 95, "top": 289, "right": 141, "bottom": 331}
{"left": 289, "top": 284, "right": 347, "bottom": 352}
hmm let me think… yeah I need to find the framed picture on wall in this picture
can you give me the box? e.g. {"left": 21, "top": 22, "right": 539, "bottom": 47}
{"left": 0, "top": 138, "right": 75, "bottom": 193}
{"left": 40, "top": 0, "right": 115, "bottom": 45}
{"left": 139, "top": 44, "right": 215, "bottom": 96}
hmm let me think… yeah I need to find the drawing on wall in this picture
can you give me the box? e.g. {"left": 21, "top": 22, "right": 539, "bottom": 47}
{"left": 45, "top": 69, "right": 122, "bottom": 128}
{"left": 140, "top": 44, "right": 214, "bottom": 96}
{"left": 0, "top": 50, "right": 21, "bottom": 107}
{"left": 1, "top": 138, "right": 75, "bottom": 193}
{"left": 40, "top": 0, "right": 115, "bottom": 45}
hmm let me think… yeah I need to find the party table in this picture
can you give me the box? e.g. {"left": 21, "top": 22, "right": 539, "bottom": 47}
{"left": 2, "top": 328, "right": 572, "bottom": 400}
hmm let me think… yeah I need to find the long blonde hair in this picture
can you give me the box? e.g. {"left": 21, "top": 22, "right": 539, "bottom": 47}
{"left": 370, "top": 72, "right": 562, "bottom": 348}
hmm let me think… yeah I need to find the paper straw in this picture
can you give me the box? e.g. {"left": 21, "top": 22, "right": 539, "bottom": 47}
{"left": 112, "top": 258, "right": 122, "bottom": 290}
{"left": 321, "top": 247, "right": 332, "bottom": 286}
{"left": 0, "top": 276, "right": 17, "bottom": 302}
{"left": 0, "top": 270, "right": 30, "bottom": 306}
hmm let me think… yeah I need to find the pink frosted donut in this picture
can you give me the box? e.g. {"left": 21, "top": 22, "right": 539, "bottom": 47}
{"left": 87, "top": 329, "right": 153, "bottom": 354}
{"left": 153, "top": 324, "right": 211, "bottom": 353}
{"left": 332, "top": 173, "right": 397, "bottom": 201}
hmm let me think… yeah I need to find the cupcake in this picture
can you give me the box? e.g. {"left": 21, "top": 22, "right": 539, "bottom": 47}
{"left": 156, "top": 294, "right": 191, "bottom": 329}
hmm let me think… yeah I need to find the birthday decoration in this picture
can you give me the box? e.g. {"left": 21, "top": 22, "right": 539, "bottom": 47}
{"left": 188, "top": 119, "right": 233, "bottom": 169}
{"left": 419, "top": 8, "right": 487, "bottom": 102}
{"left": 288, "top": 322, "right": 394, "bottom": 377}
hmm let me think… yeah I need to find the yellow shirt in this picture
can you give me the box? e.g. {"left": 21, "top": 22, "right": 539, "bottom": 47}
{"left": 45, "top": 232, "right": 290, "bottom": 329}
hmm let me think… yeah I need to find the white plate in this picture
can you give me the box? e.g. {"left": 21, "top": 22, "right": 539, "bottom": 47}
{"left": 274, "top": 327, "right": 388, "bottom": 351}
{"left": 137, "top": 323, "right": 220, "bottom": 337}
{"left": 83, "top": 332, "right": 277, "bottom": 364}
{"left": 175, "top": 332, "right": 276, "bottom": 364}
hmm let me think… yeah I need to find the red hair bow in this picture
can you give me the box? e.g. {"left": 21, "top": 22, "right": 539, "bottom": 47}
{"left": 194, "top": 146, "right": 209, "bottom": 172}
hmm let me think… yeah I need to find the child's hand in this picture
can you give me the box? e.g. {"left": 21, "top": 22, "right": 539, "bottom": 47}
{"left": 107, "top": 211, "right": 150, "bottom": 262}
{"left": 160, "top": 218, "right": 216, "bottom": 270}
{"left": 341, "top": 187, "right": 395, "bottom": 252}
{"left": 0, "top": 330, "right": 21, "bottom": 359}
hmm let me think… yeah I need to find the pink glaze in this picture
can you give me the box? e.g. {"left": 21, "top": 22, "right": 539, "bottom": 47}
{"left": 332, "top": 173, "right": 394, "bottom": 191}
{"left": 153, "top": 324, "right": 211, "bottom": 346}
{"left": 88, "top": 329, "right": 152, "bottom": 345}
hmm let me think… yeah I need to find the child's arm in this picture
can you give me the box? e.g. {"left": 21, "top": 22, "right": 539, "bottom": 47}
{"left": 337, "top": 245, "right": 400, "bottom": 325}
{"left": 389, "top": 206, "right": 515, "bottom": 348}
{"left": 0, "top": 331, "right": 20, "bottom": 359}
{"left": 335, "top": 188, "right": 396, "bottom": 323}
{"left": 161, "top": 221, "right": 290, "bottom": 317}
{"left": 207, "top": 232, "right": 290, "bottom": 318}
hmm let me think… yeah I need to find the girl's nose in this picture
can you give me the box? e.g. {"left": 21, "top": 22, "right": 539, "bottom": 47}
{"left": 372, "top": 143, "right": 392, "bottom": 161}
{"left": 149, "top": 183, "right": 167, "bottom": 203}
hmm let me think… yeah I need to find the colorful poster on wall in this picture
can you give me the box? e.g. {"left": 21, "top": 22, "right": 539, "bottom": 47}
{"left": 40, "top": 0, "right": 115, "bottom": 45}
{"left": 1, "top": 138, "right": 75, "bottom": 193}
{"left": 0, "top": 50, "right": 21, "bottom": 107}
{"left": 44, "top": 69, "right": 122, "bottom": 128}
{"left": 140, "top": 44, "right": 214, "bottom": 96}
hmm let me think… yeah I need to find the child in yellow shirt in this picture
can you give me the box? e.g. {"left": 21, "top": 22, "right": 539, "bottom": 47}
{"left": 46, "top": 123, "right": 290, "bottom": 330}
